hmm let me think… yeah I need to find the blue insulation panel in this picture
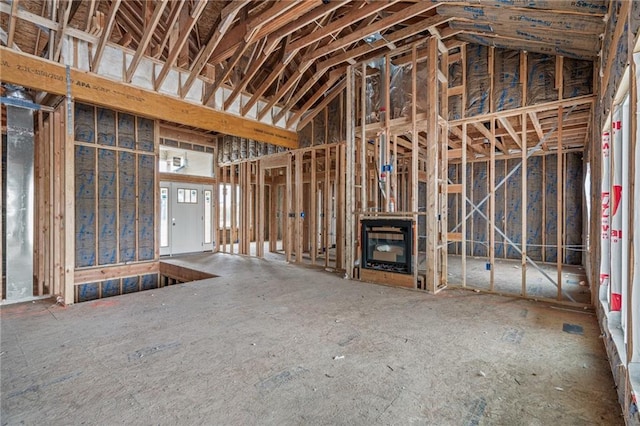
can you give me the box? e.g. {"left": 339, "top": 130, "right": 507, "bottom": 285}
{"left": 494, "top": 160, "right": 506, "bottom": 258}
{"left": 97, "top": 108, "right": 116, "bottom": 146}
{"left": 118, "top": 113, "right": 135, "bottom": 149}
{"left": 466, "top": 44, "right": 490, "bottom": 117}
{"left": 140, "top": 274, "right": 158, "bottom": 291}
{"left": 526, "top": 156, "right": 543, "bottom": 260}
{"left": 122, "top": 276, "right": 139, "bottom": 294}
{"left": 493, "top": 49, "right": 521, "bottom": 112}
{"left": 465, "top": 163, "right": 473, "bottom": 256}
{"left": 544, "top": 155, "right": 558, "bottom": 262}
{"left": 119, "top": 152, "right": 136, "bottom": 262}
{"left": 505, "top": 159, "right": 522, "bottom": 258}
{"left": 564, "top": 153, "right": 583, "bottom": 264}
{"left": 137, "top": 117, "right": 155, "bottom": 152}
{"left": 75, "top": 145, "right": 96, "bottom": 267}
{"left": 472, "top": 162, "right": 488, "bottom": 257}
{"left": 138, "top": 154, "right": 155, "bottom": 261}
{"left": 527, "top": 53, "right": 558, "bottom": 106}
{"left": 101, "top": 279, "right": 120, "bottom": 298}
{"left": 77, "top": 282, "right": 99, "bottom": 303}
{"left": 74, "top": 103, "right": 95, "bottom": 143}
{"left": 98, "top": 149, "right": 117, "bottom": 265}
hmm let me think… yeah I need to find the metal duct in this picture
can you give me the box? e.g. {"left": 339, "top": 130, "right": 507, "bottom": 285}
{"left": 5, "top": 88, "right": 35, "bottom": 300}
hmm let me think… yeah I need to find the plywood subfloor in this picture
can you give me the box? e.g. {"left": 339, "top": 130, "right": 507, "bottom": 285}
{"left": 1, "top": 253, "right": 621, "bottom": 424}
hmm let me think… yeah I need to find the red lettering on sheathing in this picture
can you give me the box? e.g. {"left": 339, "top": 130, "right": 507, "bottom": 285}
{"left": 612, "top": 185, "right": 622, "bottom": 217}
{"left": 611, "top": 293, "right": 622, "bottom": 311}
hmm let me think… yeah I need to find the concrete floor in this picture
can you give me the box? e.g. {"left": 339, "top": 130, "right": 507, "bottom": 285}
{"left": 1, "top": 253, "right": 622, "bottom": 425}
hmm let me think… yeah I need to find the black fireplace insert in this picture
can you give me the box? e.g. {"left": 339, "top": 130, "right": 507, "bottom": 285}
{"left": 361, "top": 218, "right": 413, "bottom": 275}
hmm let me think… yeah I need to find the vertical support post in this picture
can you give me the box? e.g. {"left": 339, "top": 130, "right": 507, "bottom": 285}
{"left": 222, "top": 166, "right": 228, "bottom": 252}
{"left": 411, "top": 45, "right": 418, "bottom": 288}
{"left": 63, "top": 102, "right": 75, "bottom": 304}
{"left": 521, "top": 112, "right": 528, "bottom": 296}
{"left": 286, "top": 154, "right": 293, "bottom": 263}
{"left": 324, "top": 146, "right": 330, "bottom": 268}
{"left": 426, "top": 37, "right": 438, "bottom": 291}
{"left": 360, "top": 62, "right": 367, "bottom": 214}
{"left": 489, "top": 119, "right": 496, "bottom": 291}
{"left": 295, "top": 151, "right": 303, "bottom": 263}
{"left": 557, "top": 106, "right": 563, "bottom": 300}
{"left": 462, "top": 123, "right": 467, "bottom": 287}
{"left": 257, "top": 161, "right": 265, "bottom": 257}
{"left": 310, "top": 149, "right": 317, "bottom": 264}
{"left": 231, "top": 164, "right": 237, "bottom": 254}
{"left": 345, "top": 66, "right": 355, "bottom": 278}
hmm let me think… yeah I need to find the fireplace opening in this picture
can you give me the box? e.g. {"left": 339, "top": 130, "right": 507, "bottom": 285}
{"left": 361, "top": 218, "right": 413, "bottom": 275}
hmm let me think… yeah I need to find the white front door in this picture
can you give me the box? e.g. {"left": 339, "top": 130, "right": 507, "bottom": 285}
{"left": 160, "top": 182, "right": 214, "bottom": 256}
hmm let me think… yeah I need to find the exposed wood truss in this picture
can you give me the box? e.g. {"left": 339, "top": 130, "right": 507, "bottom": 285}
{"left": 0, "top": 0, "right": 608, "bottom": 133}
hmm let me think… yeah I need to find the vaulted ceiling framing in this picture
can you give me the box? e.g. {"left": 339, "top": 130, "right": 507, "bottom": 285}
{"left": 0, "top": 0, "right": 607, "bottom": 135}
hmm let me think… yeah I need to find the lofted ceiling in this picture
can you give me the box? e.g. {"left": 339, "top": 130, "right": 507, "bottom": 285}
{"left": 0, "top": 0, "right": 607, "bottom": 131}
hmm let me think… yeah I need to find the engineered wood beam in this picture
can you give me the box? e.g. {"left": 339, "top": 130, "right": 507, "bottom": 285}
{"left": 0, "top": 47, "right": 297, "bottom": 147}
{"left": 125, "top": 0, "right": 168, "bottom": 83}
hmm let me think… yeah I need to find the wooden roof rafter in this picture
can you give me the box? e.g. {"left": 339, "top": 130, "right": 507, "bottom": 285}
{"left": 154, "top": 0, "right": 207, "bottom": 91}
{"left": 179, "top": 0, "right": 250, "bottom": 99}
{"left": 125, "top": 0, "right": 168, "bottom": 83}
{"left": 91, "top": 0, "right": 122, "bottom": 71}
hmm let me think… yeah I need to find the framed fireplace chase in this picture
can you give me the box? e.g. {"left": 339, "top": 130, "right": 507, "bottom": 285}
{"left": 361, "top": 218, "right": 413, "bottom": 275}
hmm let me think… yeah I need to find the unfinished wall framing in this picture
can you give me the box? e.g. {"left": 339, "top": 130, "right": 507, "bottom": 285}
{"left": 72, "top": 102, "right": 159, "bottom": 303}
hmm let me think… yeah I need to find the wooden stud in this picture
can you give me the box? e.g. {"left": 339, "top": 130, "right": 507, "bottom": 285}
{"left": 310, "top": 150, "right": 317, "bottom": 264}
{"left": 361, "top": 63, "right": 368, "bottom": 214}
{"left": 489, "top": 119, "right": 496, "bottom": 291}
{"left": 521, "top": 112, "right": 528, "bottom": 296}
{"left": 462, "top": 122, "right": 467, "bottom": 287}
{"left": 295, "top": 152, "right": 303, "bottom": 263}
{"left": 324, "top": 146, "right": 330, "bottom": 269}
{"left": 345, "top": 66, "right": 355, "bottom": 277}
{"left": 286, "top": 154, "right": 293, "bottom": 263}
{"left": 557, "top": 106, "right": 563, "bottom": 300}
